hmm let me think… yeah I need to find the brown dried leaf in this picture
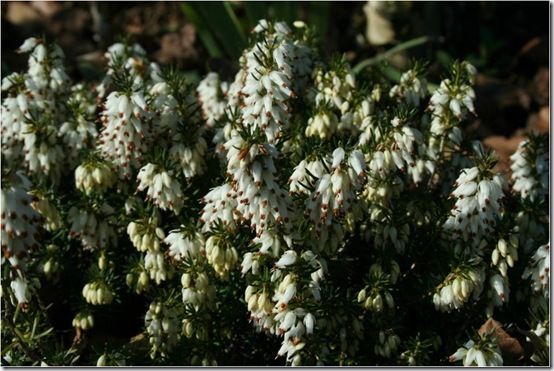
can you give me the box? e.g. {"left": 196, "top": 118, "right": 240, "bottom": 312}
{"left": 479, "top": 318, "right": 524, "bottom": 365}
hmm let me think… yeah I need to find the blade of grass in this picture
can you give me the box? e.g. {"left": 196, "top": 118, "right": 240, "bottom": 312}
{"left": 223, "top": 2, "right": 247, "bottom": 41}
{"left": 181, "top": 3, "right": 223, "bottom": 58}
{"left": 353, "top": 36, "right": 432, "bottom": 74}
{"left": 190, "top": 2, "right": 246, "bottom": 61}
{"left": 382, "top": 65, "right": 401, "bottom": 82}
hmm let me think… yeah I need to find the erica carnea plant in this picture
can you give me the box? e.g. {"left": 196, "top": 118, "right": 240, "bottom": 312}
{"left": 1, "top": 21, "right": 549, "bottom": 366}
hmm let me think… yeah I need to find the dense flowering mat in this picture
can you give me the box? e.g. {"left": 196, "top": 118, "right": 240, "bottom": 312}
{"left": 1, "top": 20, "right": 549, "bottom": 366}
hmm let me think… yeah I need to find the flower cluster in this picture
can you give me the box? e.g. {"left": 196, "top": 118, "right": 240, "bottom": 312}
{"left": 82, "top": 280, "right": 114, "bottom": 305}
{"left": 75, "top": 160, "right": 115, "bottom": 195}
{"left": 389, "top": 67, "right": 427, "bottom": 107}
{"left": 1, "top": 38, "right": 70, "bottom": 182}
{"left": 137, "top": 163, "right": 184, "bottom": 214}
{"left": 449, "top": 331, "right": 503, "bottom": 366}
{"left": 1, "top": 173, "right": 41, "bottom": 283}
{"left": 522, "top": 243, "right": 550, "bottom": 296}
{"left": 510, "top": 134, "right": 549, "bottom": 201}
{"left": 67, "top": 203, "right": 116, "bottom": 251}
{"left": 443, "top": 163, "right": 505, "bottom": 245}
{"left": 427, "top": 61, "right": 476, "bottom": 161}
{"left": 196, "top": 72, "right": 229, "bottom": 128}
{"left": 433, "top": 264, "right": 485, "bottom": 312}
{"left": 72, "top": 311, "right": 95, "bottom": 331}
{"left": 145, "top": 301, "right": 181, "bottom": 359}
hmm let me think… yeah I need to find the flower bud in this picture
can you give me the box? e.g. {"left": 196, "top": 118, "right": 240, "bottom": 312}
{"left": 139, "top": 271, "right": 149, "bottom": 287}
{"left": 97, "top": 354, "right": 107, "bottom": 367}
{"left": 357, "top": 288, "right": 367, "bottom": 303}
{"left": 498, "top": 239, "right": 508, "bottom": 256}
{"left": 98, "top": 254, "right": 107, "bottom": 270}
{"left": 126, "top": 273, "right": 134, "bottom": 287}
{"left": 373, "top": 294, "right": 383, "bottom": 312}
{"left": 491, "top": 248, "right": 499, "bottom": 265}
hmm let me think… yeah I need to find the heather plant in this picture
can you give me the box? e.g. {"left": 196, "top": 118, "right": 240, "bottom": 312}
{"left": 0, "top": 21, "right": 549, "bottom": 366}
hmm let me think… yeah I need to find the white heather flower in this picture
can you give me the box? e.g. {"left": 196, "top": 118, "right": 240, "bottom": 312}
{"left": 1, "top": 172, "right": 41, "bottom": 271}
{"left": 529, "top": 320, "right": 549, "bottom": 363}
{"left": 75, "top": 160, "right": 115, "bottom": 195}
{"left": 244, "top": 284, "right": 275, "bottom": 332}
{"left": 67, "top": 204, "right": 116, "bottom": 251}
{"left": 17, "top": 37, "right": 39, "bottom": 53}
{"left": 82, "top": 281, "right": 114, "bottom": 305}
{"left": 239, "top": 20, "right": 312, "bottom": 142}
{"left": 523, "top": 243, "right": 550, "bottom": 296}
{"left": 486, "top": 273, "right": 510, "bottom": 317}
{"left": 1, "top": 94, "right": 26, "bottom": 164}
{"left": 273, "top": 273, "right": 297, "bottom": 307}
{"left": 241, "top": 252, "right": 260, "bottom": 275}
{"left": 305, "top": 110, "right": 339, "bottom": 139}
{"left": 510, "top": 137, "right": 549, "bottom": 201}
{"left": 313, "top": 64, "right": 356, "bottom": 113}
{"left": 205, "top": 235, "right": 239, "bottom": 279}
{"left": 362, "top": 116, "right": 432, "bottom": 185}
{"left": 58, "top": 84, "right": 98, "bottom": 164}
{"left": 289, "top": 159, "right": 327, "bottom": 194}
{"left": 429, "top": 78, "right": 475, "bottom": 119}
{"left": 145, "top": 302, "right": 181, "bottom": 359}
{"left": 200, "top": 183, "right": 239, "bottom": 232}
{"left": 348, "top": 150, "right": 366, "bottom": 177}
{"left": 449, "top": 336, "right": 503, "bottom": 366}
{"left": 144, "top": 249, "right": 170, "bottom": 284}
{"left": 149, "top": 81, "right": 179, "bottom": 135}
{"left": 304, "top": 313, "right": 315, "bottom": 335}
{"left": 1, "top": 41, "right": 69, "bottom": 181}
{"left": 444, "top": 167, "right": 505, "bottom": 243}
{"left": 72, "top": 311, "right": 94, "bottom": 331}
{"left": 98, "top": 91, "right": 149, "bottom": 180}
{"left": 181, "top": 270, "right": 216, "bottom": 310}
{"left": 306, "top": 148, "right": 366, "bottom": 227}
{"left": 433, "top": 267, "right": 485, "bottom": 312}
{"left": 126, "top": 269, "right": 150, "bottom": 294}
{"left": 389, "top": 69, "right": 427, "bottom": 106}
{"left": 275, "top": 250, "right": 297, "bottom": 268}
{"left": 149, "top": 80, "right": 208, "bottom": 178}
{"left": 97, "top": 42, "right": 155, "bottom": 97}
{"left": 136, "top": 163, "right": 184, "bottom": 214}
{"left": 224, "top": 136, "right": 291, "bottom": 235}
{"left": 22, "top": 120, "right": 65, "bottom": 182}
{"left": 18, "top": 38, "right": 70, "bottom": 93}
{"left": 196, "top": 72, "right": 228, "bottom": 128}
{"left": 165, "top": 228, "right": 204, "bottom": 261}
{"left": 253, "top": 230, "right": 290, "bottom": 257}
{"left": 127, "top": 217, "right": 165, "bottom": 252}
{"left": 10, "top": 276, "right": 30, "bottom": 306}
{"left": 29, "top": 191, "right": 62, "bottom": 232}
{"left": 169, "top": 138, "right": 208, "bottom": 179}
{"left": 427, "top": 63, "right": 476, "bottom": 160}
{"left": 490, "top": 236, "right": 518, "bottom": 276}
